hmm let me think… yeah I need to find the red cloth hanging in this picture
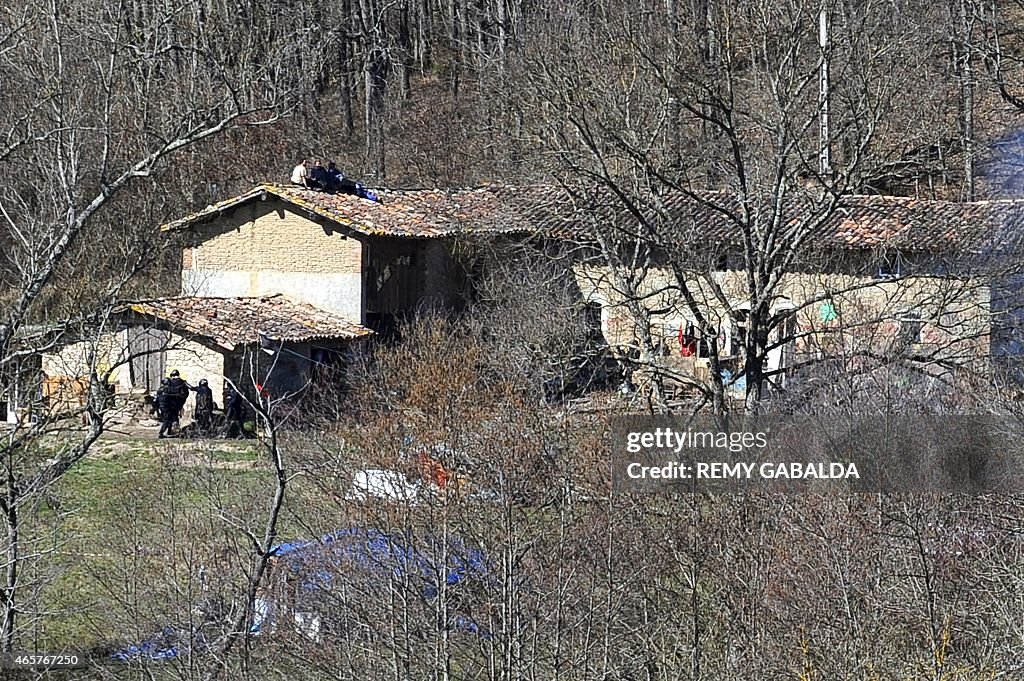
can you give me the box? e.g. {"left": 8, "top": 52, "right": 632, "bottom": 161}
{"left": 679, "top": 323, "right": 697, "bottom": 356}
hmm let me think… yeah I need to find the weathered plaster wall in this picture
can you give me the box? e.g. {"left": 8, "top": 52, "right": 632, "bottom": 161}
{"left": 181, "top": 200, "right": 364, "bottom": 322}
{"left": 575, "top": 265, "right": 992, "bottom": 369}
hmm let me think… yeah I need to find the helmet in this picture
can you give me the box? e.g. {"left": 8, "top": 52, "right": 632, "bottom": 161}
{"left": 169, "top": 370, "right": 180, "bottom": 377}
{"left": 199, "top": 379, "right": 208, "bottom": 387}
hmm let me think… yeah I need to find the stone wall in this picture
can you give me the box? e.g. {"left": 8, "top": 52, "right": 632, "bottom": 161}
{"left": 575, "top": 264, "right": 992, "bottom": 372}
{"left": 42, "top": 330, "right": 132, "bottom": 391}
{"left": 181, "top": 199, "right": 364, "bottom": 322}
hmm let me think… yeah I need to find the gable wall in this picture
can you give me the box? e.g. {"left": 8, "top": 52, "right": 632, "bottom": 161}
{"left": 181, "top": 200, "right": 364, "bottom": 323}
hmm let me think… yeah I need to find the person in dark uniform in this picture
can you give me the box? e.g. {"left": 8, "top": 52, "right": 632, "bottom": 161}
{"left": 308, "top": 159, "right": 329, "bottom": 189}
{"left": 223, "top": 385, "right": 246, "bottom": 439}
{"left": 158, "top": 370, "right": 190, "bottom": 438}
{"left": 193, "top": 379, "right": 215, "bottom": 435}
{"left": 325, "top": 161, "right": 344, "bottom": 192}
{"left": 156, "top": 385, "right": 174, "bottom": 438}
{"left": 151, "top": 377, "right": 168, "bottom": 416}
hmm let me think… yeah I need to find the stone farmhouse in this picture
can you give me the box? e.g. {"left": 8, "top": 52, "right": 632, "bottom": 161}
{"left": 15, "top": 184, "right": 1024, "bottom": 422}
{"left": 166, "top": 183, "right": 541, "bottom": 330}
{"left": 32, "top": 183, "right": 545, "bottom": 418}
{"left": 559, "top": 192, "right": 1024, "bottom": 395}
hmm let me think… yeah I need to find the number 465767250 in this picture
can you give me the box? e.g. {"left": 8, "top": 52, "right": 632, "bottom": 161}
{"left": 2, "top": 653, "right": 86, "bottom": 670}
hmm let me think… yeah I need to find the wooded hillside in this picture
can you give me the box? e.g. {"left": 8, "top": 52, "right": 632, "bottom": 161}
{"left": 5, "top": 4, "right": 1024, "bottom": 678}
{"left": 5, "top": 0, "right": 1024, "bottom": 311}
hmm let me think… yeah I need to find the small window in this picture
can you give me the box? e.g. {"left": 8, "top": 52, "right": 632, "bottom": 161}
{"left": 898, "top": 310, "right": 926, "bottom": 344}
{"left": 877, "top": 254, "right": 904, "bottom": 279}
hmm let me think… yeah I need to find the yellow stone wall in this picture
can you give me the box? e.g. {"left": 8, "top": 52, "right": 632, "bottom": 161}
{"left": 41, "top": 330, "right": 132, "bottom": 389}
{"left": 181, "top": 199, "right": 364, "bottom": 321}
{"left": 575, "top": 265, "right": 991, "bottom": 369}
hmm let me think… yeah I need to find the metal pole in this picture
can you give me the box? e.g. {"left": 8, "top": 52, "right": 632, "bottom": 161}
{"left": 819, "top": 7, "right": 831, "bottom": 177}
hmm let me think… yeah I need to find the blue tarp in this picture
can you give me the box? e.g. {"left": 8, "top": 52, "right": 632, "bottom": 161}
{"left": 111, "top": 627, "right": 188, "bottom": 662}
{"left": 112, "top": 528, "right": 491, "bottom": 661}
{"left": 270, "top": 528, "right": 490, "bottom": 597}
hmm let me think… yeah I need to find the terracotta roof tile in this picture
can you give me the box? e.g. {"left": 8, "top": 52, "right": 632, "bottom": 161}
{"left": 160, "top": 183, "right": 1024, "bottom": 253}
{"left": 162, "top": 183, "right": 547, "bottom": 238}
{"left": 526, "top": 190, "right": 1024, "bottom": 252}
{"left": 122, "top": 295, "right": 372, "bottom": 350}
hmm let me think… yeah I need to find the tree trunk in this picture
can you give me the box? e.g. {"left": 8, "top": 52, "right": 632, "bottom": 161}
{"left": 496, "top": 0, "right": 508, "bottom": 78}
{"left": 818, "top": 6, "right": 832, "bottom": 178}
{"left": 365, "top": 47, "right": 388, "bottom": 181}
{"left": 449, "top": 0, "right": 462, "bottom": 99}
{"left": 958, "top": 0, "right": 976, "bottom": 199}
{"left": 361, "top": 0, "right": 389, "bottom": 181}
{"left": 665, "top": 0, "right": 682, "bottom": 167}
{"left": 416, "top": 0, "right": 432, "bottom": 70}
{"left": 399, "top": 0, "right": 413, "bottom": 99}
{"left": 1, "top": 483, "right": 17, "bottom": 654}
{"left": 743, "top": 315, "right": 768, "bottom": 414}
{"left": 339, "top": 0, "right": 355, "bottom": 137}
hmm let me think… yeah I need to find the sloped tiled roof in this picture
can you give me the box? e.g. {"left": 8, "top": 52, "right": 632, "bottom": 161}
{"left": 161, "top": 183, "right": 545, "bottom": 238}
{"left": 160, "top": 182, "right": 1024, "bottom": 253}
{"left": 692, "top": 193, "right": 1024, "bottom": 252}
{"left": 524, "top": 189, "right": 1024, "bottom": 253}
{"left": 122, "top": 295, "right": 372, "bottom": 351}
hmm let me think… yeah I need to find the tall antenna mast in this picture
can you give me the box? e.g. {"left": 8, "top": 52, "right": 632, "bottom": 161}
{"left": 818, "top": 6, "right": 832, "bottom": 178}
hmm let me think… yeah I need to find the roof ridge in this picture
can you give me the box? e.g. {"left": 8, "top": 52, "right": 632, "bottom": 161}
{"left": 841, "top": 193, "right": 1024, "bottom": 206}
{"left": 164, "top": 182, "right": 544, "bottom": 238}
{"left": 131, "top": 293, "right": 286, "bottom": 303}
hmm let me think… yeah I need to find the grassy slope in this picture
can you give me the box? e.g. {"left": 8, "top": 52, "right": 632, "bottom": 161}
{"left": 33, "top": 438, "right": 272, "bottom": 652}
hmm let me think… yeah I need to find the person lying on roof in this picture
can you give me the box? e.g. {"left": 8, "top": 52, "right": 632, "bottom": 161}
{"left": 322, "top": 160, "right": 381, "bottom": 203}
{"left": 325, "top": 161, "right": 345, "bottom": 191}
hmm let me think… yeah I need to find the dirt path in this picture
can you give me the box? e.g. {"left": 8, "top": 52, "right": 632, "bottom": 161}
{"left": 90, "top": 421, "right": 264, "bottom": 469}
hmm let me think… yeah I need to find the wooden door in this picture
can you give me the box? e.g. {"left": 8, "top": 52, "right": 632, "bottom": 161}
{"left": 128, "top": 327, "right": 169, "bottom": 392}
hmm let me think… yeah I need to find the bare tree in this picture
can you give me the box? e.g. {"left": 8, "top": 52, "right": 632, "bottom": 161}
{"left": 518, "top": 0, "right": 1016, "bottom": 414}
{"left": 0, "top": 0, "right": 312, "bottom": 657}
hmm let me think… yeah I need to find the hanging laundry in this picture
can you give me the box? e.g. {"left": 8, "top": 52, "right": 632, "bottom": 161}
{"left": 820, "top": 300, "right": 839, "bottom": 323}
{"left": 679, "top": 323, "right": 697, "bottom": 357}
